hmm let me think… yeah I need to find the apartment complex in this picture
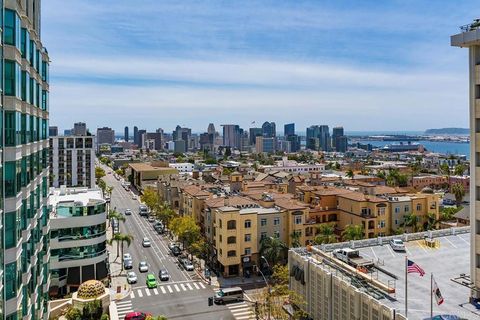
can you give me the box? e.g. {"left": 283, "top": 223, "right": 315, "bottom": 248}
{"left": 451, "top": 23, "right": 480, "bottom": 298}
{"left": 2, "top": 1, "right": 51, "bottom": 319}
{"left": 49, "top": 136, "right": 95, "bottom": 188}
{"left": 48, "top": 187, "right": 108, "bottom": 296}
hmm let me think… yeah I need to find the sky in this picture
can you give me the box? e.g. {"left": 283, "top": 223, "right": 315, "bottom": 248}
{"left": 42, "top": 0, "right": 475, "bottom": 134}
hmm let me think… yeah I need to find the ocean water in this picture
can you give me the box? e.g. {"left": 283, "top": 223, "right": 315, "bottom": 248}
{"left": 356, "top": 140, "right": 470, "bottom": 159}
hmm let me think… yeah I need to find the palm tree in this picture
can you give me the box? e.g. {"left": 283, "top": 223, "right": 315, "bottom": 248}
{"left": 403, "top": 213, "right": 420, "bottom": 233}
{"left": 260, "top": 236, "right": 287, "bottom": 266}
{"left": 108, "top": 234, "right": 124, "bottom": 261}
{"left": 120, "top": 234, "right": 134, "bottom": 272}
{"left": 107, "top": 209, "right": 125, "bottom": 227}
{"left": 451, "top": 183, "right": 465, "bottom": 206}
{"left": 453, "top": 163, "right": 466, "bottom": 176}
{"left": 424, "top": 212, "right": 440, "bottom": 231}
{"left": 314, "top": 224, "right": 337, "bottom": 244}
{"left": 346, "top": 169, "right": 354, "bottom": 179}
{"left": 342, "top": 224, "right": 364, "bottom": 241}
{"left": 290, "top": 232, "right": 301, "bottom": 248}
{"left": 439, "top": 163, "right": 450, "bottom": 177}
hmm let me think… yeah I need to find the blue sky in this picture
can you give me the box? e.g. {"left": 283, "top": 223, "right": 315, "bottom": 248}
{"left": 43, "top": 0, "right": 474, "bottom": 133}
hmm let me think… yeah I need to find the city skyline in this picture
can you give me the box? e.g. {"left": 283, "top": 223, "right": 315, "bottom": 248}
{"left": 43, "top": 0, "right": 474, "bottom": 132}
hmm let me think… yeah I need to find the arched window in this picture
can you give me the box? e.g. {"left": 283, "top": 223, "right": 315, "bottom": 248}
{"left": 227, "top": 220, "right": 236, "bottom": 230}
{"left": 227, "top": 236, "right": 236, "bottom": 244}
{"left": 227, "top": 250, "right": 236, "bottom": 257}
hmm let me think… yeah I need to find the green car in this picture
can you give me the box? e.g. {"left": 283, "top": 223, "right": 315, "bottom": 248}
{"left": 146, "top": 274, "right": 157, "bottom": 288}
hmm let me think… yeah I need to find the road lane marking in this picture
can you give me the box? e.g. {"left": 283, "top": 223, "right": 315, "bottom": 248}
{"left": 370, "top": 247, "right": 378, "bottom": 260}
{"left": 145, "top": 288, "right": 151, "bottom": 296}
{"left": 193, "top": 282, "right": 200, "bottom": 289}
{"left": 161, "top": 286, "right": 166, "bottom": 294}
{"left": 181, "top": 283, "right": 187, "bottom": 291}
{"left": 167, "top": 285, "right": 173, "bottom": 293}
{"left": 456, "top": 235, "right": 469, "bottom": 245}
{"left": 186, "top": 283, "right": 193, "bottom": 290}
{"left": 174, "top": 284, "right": 180, "bottom": 292}
{"left": 444, "top": 237, "right": 457, "bottom": 248}
{"left": 153, "top": 288, "right": 158, "bottom": 295}
{"left": 199, "top": 282, "right": 206, "bottom": 289}
{"left": 385, "top": 245, "right": 396, "bottom": 257}
{"left": 130, "top": 291, "right": 135, "bottom": 298}
{"left": 137, "top": 289, "right": 143, "bottom": 298}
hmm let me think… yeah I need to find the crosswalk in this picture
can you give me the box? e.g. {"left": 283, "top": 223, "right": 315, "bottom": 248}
{"left": 116, "top": 299, "right": 133, "bottom": 319}
{"left": 226, "top": 302, "right": 256, "bottom": 320}
{"left": 130, "top": 281, "right": 206, "bottom": 299}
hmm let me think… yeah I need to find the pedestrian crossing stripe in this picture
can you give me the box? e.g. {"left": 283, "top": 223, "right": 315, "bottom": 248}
{"left": 227, "top": 302, "right": 255, "bottom": 320}
{"left": 116, "top": 300, "right": 134, "bottom": 317}
{"left": 129, "top": 282, "right": 208, "bottom": 300}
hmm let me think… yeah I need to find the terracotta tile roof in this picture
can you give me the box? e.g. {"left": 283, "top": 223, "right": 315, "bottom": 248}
{"left": 129, "top": 162, "right": 177, "bottom": 172}
{"left": 274, "top": 198, "right": 308, "bottom": 210}
{"left": 373, "top": 186, "right": 408, "bottom": 195}
{"left": 311, "top": 186, "right": 353, "bottom": 196}
{"left": 204, "top": 196, "right": 256, "bottom": 208}
{"left": 338, "top": 192, "right": 387, "bottom": 203}
{"left": 182, "top": 185, "right": 211, "bottom": 197}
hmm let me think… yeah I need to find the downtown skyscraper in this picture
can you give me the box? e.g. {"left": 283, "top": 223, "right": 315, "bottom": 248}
{"left": 2, "top": 1, "right": 51, "bottom": 319}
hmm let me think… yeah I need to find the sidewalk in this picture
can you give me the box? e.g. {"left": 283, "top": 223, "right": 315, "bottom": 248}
{"left": 107, "top": 225, "right": 132, "bottom": 301}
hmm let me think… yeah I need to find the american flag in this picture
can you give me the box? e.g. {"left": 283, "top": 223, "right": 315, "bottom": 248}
{"left": 407, "top": 259, "right": 425, "bottom": 276}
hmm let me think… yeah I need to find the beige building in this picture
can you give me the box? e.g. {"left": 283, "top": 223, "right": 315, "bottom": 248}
{"left": 128, "top": 162, "right": 178, "bottom": 189}
{"left": 451, "top": 24, "right": 480, "bottom": 298}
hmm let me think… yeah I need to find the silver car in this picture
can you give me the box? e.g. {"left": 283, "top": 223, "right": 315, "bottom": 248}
{"left": 139, "top": 261, "right": 149, "bottom": 273}
{"left": 126, "top": 271, "right": 137, "bottom": 284}
{"left": 182, "top": 259, "right": 194, "bottom": 271}
{"left": 142, "top": 237, "right": 151, "bottom": 247}
{"left": 389, "top": 238, "right": 405, "bottom": 251}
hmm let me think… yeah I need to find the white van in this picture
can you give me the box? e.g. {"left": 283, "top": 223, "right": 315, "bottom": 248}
{"left": 214, "top": 287, "right": 244, "bottom": 304}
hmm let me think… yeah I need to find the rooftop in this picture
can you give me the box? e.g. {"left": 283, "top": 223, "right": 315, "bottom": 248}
{"left": 49, "top": 187, "right": 104, "bottom": 208}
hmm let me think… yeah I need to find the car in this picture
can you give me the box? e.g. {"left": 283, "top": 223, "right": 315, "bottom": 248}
{"left": 159, "top": 268, "right": 170, "bottom": 281}
{"left": 123, "top": 253, "right": 132, "bottom": 262}
{"left": 168, "top": 242, "right": 178, "bottom": 251}
{"left": 142, "top": 237, "right": 151, "bottom": 247}
{"left": 126, "top": 271, "right": 137, "bottom": 284}
{"left": 124, "top": 259, "right": 133, "bottom": 270}
{"left": 182, "top": 259, "right": 194, "bottom": 271}
{"left": 125, "top": 209, "right": 132, "bottom": 216}
{"left": 147, "top": 216, "right": 155, "bottom": 223}
{"left": 146, "top": 274, "right": 157, "bottom": 288}
{"left": 389, "top": 238, "right": 406, "bottom": 251}
{"left": 156, "top": 227, "right": 164, "bottom": 235}
{"left": 171, "top": 246, "right": 181, "bottom": 256}
{"left": 124, "top": 311, "right": 151, "bottom": 320}
{"left": 139, "top": 261, "right": 149, "bottom": 272}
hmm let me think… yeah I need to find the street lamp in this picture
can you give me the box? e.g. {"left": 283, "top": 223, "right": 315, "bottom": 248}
{"left": 258, "top": 256, "right": 272, "bottom": 320}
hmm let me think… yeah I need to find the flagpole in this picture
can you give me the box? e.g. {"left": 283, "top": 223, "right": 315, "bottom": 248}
{"left": 430, "top": 273, "right": 433, "bottom": 320}
{"left": 405, "top": 256, "right": 408, "bottom": 317}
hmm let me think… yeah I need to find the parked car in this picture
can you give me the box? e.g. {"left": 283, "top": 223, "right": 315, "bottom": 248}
{"left": 126, "top": 271, "right": 137, "bottom": 284}
{"left": 182, "top": 259, "right": 194, "bottom": 271}
{"left": 146, "top": 274, "right": 157, "bottom": 288}
{"left": 147, "top": 216, "right": 155, "bottom": 223}
{"left": 159, "top": 268, "right": 170, "bottom": 281}
{"left": 214, "top": 287, "right": 244, "bottom": 304}
{"left": 168, "top": 242, "right": 178, "bottom": 251}
{"left": 389, "top": 238, "right": 406, "bottom": 251}
{"left": 124, "top": 259, "right": 133, "bottom": 270}
{"left": 123, "top": 253, "right": 132, "bottom": 262}
{"left": 125, "top": 209, "right": 132, "bottom": 216}
{"left": 124, "top": 311, "right": 151, "bottom": 320}
{"left": 142, "top": 237, "right": 151, "bottom": 247}
{"left": 139, "top": 261, "right": 149, "bottom": 273}
{"left": 132, "top": 194, "right": 138, "bottom": 200}
{"left": 171, "top": 246, "right": 181, "bottom": 256}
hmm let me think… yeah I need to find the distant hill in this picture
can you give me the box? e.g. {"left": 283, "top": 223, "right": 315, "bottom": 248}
{"left": 424, "top": 128, "right": 469, "bottom": 135}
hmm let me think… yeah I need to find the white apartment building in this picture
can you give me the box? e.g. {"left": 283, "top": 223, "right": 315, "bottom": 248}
{"left": 49, "top": 136, "right": 96, "bottom": 188}
{"left": 262, "top": 156, "right": 326, "bottom": 174}
{"left": 169, "top": 162, "right": 195, "bottom": 173}
{"left": 48, "top": 187, "right": 108, "bottom": 295}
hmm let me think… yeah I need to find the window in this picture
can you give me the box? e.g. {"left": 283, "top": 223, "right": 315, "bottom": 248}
{"left": 219, "top": 249, "right": 222, "bottom": 256}
{"left": 42, "top": 60, "right": 48, "bottom": 82}
{"left": 219, "top": 235, "right": 222, "bottom": 243}
{"left": 379, "top": 220, "right": 386, "bottom": 228}
{"left": 395, "top": 219, "right": 398, "bottom": 225}
{"left": 416, "top": 204, "right": 422, "bottom": 211}
{"left": 244, "top": 220, "right": 251, "bottom": 228}
{"left": 295, "top": 216, "right": 302, "bottom": 225}
{"left": 21, "top": 71, "right": 30, "bottom": 102}
{"left": 5, "top": 262, "right": 18, "bottom": 300}
{"left": 260, "top": 232, "right": 267, "bottom": 240}
{"left": 218, "top": 219, "right": 222, "bottom": 228}
{"left": 404, "top": 205, "right": 409, "bottom": 212}
{"left": 244, "top": 248, "right": 251, "bottom": 255}
{"left": 274, "top": 231, "right": 280, "bottom": 238}
{"left": 5, "top": 161, "right": 17, "bottom": 197}
{"left": 5, "top": 211, "right": 18, "bottom": 248}
{"left": 227, "top": 220, "right": 236, "bottom": 230}
{"left": 21, "top": 28, "right": 29, "bottom": 58}
{"left": 5, "top": 60, "right": 17, "bottom": 96}
{"left": 4, "top": 9, "right": 17, "bottom": 46}
{"left": 227, "top": 236, "right": 236, "bottom": 244}
{"left": 244, "top": 234, "right": 251, "bottom": 242}
{"left": 227, "top": 250, "right": 236, "bottom": 257}
{"left": 274, "top": 217, "right": 280, "bottom": 225}
{"left": 261, "top": 218, "right": 267, "bottom": 227}
{"left": 394, "top": 207, "right": 400, "bottom": 213}
{"left": 377, "top": 207, "right": 385, "bottom": 215}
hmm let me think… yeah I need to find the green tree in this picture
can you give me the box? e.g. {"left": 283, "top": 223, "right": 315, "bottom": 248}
{"left": 290, "top": 232, "right": 301, "bottom": 248}
{"left": 65, "top": 307, "right": 82, "bottom": 320}
{"left": 376, "top": 170, "right": 386, "bottom": 180}
{"left": 345, "top": 169, "right": 354, "bottom": 179}
{"left": 314, "top": 224, "right": 337, "bottom": 244}
{"left": 454, "top": 163, "right": 466, "bottom": 176}
{"left": 169, "top": 216, "right": 200, "bottom": 249}
{"left": 440, "top": 206, "right": 462, "bottom": 221}
{"left": 141, "top": 187, "right": 160, "bottom": 211}
{"left": 439, "top": 163, "right": 450, "bottom": 176}
{"left": 451, "top": 183, "right": 466, "bottom": 206}
{"left": 424, "top": 212, "right": 440, "bottom": 231}
{"left": 119, "top": 234, "right": 134, "bottom": 271}
{"left": 95, "top": 166, "right": 106, "bottom": 181}
{"left": 97, "top": 179, "right": 107, "bottom": 194}
{"left": 81, "top": 300, "right": 103, "bottom": 320}
{"left": 260, "top": 236, "right": 287, "bottom": 266}
{"left": 156, "top": 202, "right": 176, "bottom": 226}
{"left": 108, "top": 233, "right": 125, "bottom": 261}
{"left": 342, "top": 224, "right": 364, "bottom": 241}
{"left": 403, "top": 213, "right": 420, "bottom": 233}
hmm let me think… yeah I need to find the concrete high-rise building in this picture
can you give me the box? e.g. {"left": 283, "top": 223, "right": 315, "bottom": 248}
{"left": 133, "top": 126, "right": 139, "bottom": 145}
{"left": 249, "top": 127, "right": 263, "bottom": 145}
{"left": 124, "top": 126, "right": 129, "bottom": 142}
{"left": 256, "top": 136, "right": 276, "bottom": 153}
{"left": 137, "top": 129, "right": 146, "bottom": 148}
{"left": 96, "top": 127, "right": 115, "bottom": 145}
{"left": 332, "top": 126, "right": 347, "bottom": 152}
{"left": 49, "top": 187, "right": 108, "bottom": 295}
{"left": 207, "top": 123, "right": 216, "bottom": 135}
{"left": 2, "top": 2, "right": 51, "bottom": 318}
{"left": 284, "top": 123, "right": 295, "bottom": 137}
{"left": 73, "top": 122, "right": 87, "bottom": 136}
{"left": 49, "top": 126, "right": 59, "bottom": 137}
{"left": 222, "top": 124, "right": 242, "bottom": 149}
{"left": 49, "top": 136, "right": 96, "bottom": 188}
{"left": 262, "top": 121, "right": 276, "bottom": 138}
{"left": 143, "top": 132, "right": 163, "bottom": 150}
{"left": 451, "top": 23, "right": 480, "bottom": 298}
{"left": 173, "top": 126, "right": 191, "bottom": 152}
{"left": 306, "top": 125, "right": 331, "bottom": 151}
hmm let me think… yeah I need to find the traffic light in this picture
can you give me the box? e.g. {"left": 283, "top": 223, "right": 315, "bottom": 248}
{"left": 208, "top": 297, "right": 213, "bottom": 306}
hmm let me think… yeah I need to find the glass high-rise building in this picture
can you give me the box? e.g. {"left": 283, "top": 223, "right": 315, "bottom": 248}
{"left": 2, "top": 1, "right": 51, "bottom": 319}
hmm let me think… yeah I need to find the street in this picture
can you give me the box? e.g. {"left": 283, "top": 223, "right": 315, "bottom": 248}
{"left": 103, "top": 169, "right": 255, "bottom": 320}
